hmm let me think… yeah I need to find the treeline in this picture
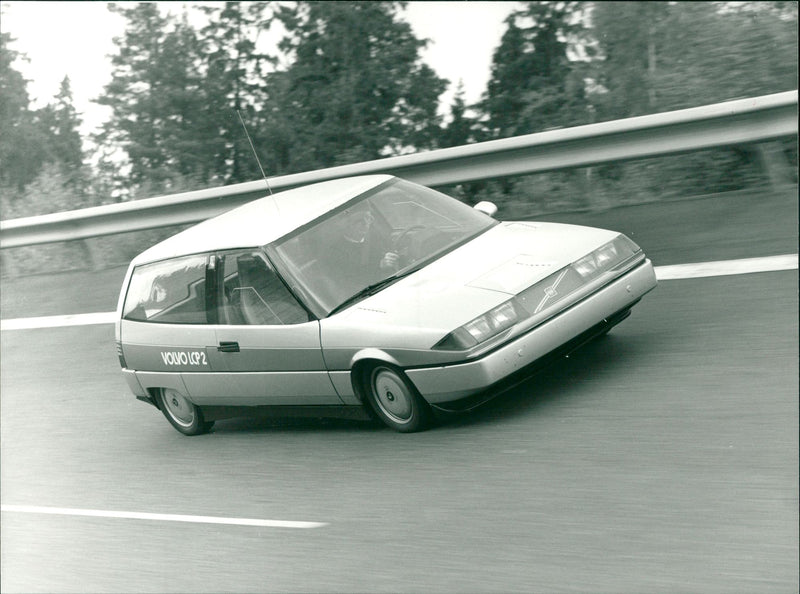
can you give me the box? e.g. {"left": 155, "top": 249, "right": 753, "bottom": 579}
{"left": 1, "top": 0, "right": 797, "bottom": 223}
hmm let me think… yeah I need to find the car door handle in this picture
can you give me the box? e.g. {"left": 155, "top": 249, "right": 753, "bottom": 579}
{"left": 217, "top": 341, "right": 240, "bottom": 353}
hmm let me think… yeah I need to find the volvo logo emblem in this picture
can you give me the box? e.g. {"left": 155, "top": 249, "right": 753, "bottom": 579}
{"left": 535, "top": 269, "right": 570, "bottom": 314}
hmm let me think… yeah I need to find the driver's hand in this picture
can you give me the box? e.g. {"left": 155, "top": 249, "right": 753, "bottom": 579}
{"left": 380, "top": 252, "right": 399, "bottom": 270}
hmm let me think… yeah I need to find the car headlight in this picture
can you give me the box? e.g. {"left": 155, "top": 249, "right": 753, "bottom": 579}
{"left": 572, "top": 235, "right": 640, "bottom": 280}
{"left": 434, "top": 299, "right": 522, "bottom": 350}
{"left": 434, "top": 235, "right": 641, "bottom": 351}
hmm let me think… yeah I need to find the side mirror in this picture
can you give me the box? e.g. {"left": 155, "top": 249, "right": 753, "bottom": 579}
{"left": 473, "top": 201, "right": 498, "bottom": 217}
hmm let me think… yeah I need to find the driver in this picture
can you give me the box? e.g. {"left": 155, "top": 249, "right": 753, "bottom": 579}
{"left": 342, "top": 209, "right": 398, "bottom": 270}
{"left": 328, "top": 206, "right": 399, "bottom": 288}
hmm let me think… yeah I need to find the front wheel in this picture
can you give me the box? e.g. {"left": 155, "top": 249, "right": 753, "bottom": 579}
{"left": 363, "top": 365, "right": 430, "bottom": 432}
{"left": 156, "top": 388, "right": 214, "bottom": 436}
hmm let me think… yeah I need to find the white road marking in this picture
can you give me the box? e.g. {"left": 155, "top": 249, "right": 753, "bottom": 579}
{"left": 0, "top": 311, "right": 116, "bottom": 331}
{"left": 654, "top": 253, "right": 797, "bottom": 280}
{"left": 1, "top": 254, "right": 797, "bottom": 331}
{"left": 1, "top": 504, "right": 327, "bottom": 529}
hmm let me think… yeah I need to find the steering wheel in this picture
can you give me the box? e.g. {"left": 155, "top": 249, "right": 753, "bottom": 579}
{"left": 393, "top": 225, "right": 427, "bottom": 248}
{"left": 391, "top": 225, "right": 428, "bottom": 267}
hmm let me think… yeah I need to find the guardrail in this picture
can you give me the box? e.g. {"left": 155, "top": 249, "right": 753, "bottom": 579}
{"left": 1, "top": 90, "right": 796, "bottom": 249}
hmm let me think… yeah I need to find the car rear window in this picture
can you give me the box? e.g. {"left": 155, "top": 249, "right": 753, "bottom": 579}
{"left": 123, "top": 254, "right": 209, "bottom": 324}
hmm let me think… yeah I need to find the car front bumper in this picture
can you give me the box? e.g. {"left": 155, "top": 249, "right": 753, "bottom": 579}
{"left": 406, "top": 259, "right": 657, "bottom": 406}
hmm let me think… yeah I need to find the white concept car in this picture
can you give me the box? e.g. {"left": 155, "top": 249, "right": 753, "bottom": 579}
{"left": 116, "top": 175, "right": 657, "bottom": 434}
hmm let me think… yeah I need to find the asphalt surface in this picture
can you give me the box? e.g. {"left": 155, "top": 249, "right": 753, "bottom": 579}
{"left": 1, "top": 188, "right": 798, "bottom": 593}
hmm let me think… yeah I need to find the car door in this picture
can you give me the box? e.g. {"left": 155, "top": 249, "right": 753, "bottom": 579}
{"left": 193, "top": 249, "right": 342, "bottom": 406}
{"left": 120, "top": 253, "right": 227, "bottom": 396}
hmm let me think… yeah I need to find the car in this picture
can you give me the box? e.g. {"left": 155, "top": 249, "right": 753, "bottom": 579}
{"left": 115, "top": 174, "right": 657, "bottom": 435}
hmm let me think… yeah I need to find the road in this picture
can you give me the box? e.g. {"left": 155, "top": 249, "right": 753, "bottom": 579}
{"left": 1, "top": 188, "right": 797, "bottom": 593}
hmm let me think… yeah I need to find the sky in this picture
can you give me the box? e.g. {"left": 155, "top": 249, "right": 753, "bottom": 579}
{"left": 2, "top": 1, "right": 517, "bottom": 137}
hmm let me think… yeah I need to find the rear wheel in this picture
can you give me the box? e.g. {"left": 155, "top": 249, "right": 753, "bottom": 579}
{"left": 363, "top": 364, "right": 430, "bottom": 432}
{"left": 156, "top": 388, "right": 214, "bottom": 436}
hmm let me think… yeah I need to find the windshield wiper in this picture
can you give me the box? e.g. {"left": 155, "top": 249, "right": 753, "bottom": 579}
{"left": 328, "top": 268, "right": 417, "bottom": 316}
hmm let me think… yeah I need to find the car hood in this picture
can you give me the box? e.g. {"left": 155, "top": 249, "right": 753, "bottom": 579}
{"left": 330, "top": 221, "right": 618, "bottom": 335}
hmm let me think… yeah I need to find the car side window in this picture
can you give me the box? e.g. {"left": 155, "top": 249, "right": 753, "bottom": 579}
{"left": 123, "top": 254, "right": 210, "bottom": 324}
{"left": 220, "top": 251, "right": 309, "bottom": 325}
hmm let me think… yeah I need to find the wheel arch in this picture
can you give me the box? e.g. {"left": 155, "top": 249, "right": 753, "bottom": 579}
{"left": 348, "top": 350, "right": 431, "bottom": 413}
{"left": 348, "top": 349, "right": 404, "bottom": 404}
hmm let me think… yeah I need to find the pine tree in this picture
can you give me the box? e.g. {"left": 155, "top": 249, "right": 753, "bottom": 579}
{"left": 483, "top": 15, "right": 531, "bottom": 138}
{"left": 37, "top": 76, "right": 85, "bottom": 184}
{"left": 591, "top": 1, "right": 796, "bottom": 117}
{"left": 481, "top": 2, "right": 588, "bottom": 138}
{"left": 0, "top": 33, "right": 47, "bottom": 190}
{"left": 274, "top": 1, "right": 447, "bottom": 172}
{"left": 158, "top": 11, "right": 208, "bottom": 182}
{"left": 197, "top": 2, "right": 275, "bottom": 183}
{"left": 440, "top": 82, "right": 474, "bottom": 148}
{"left": 96, "top": 3, "right": 205, "bottom": 189}
{"left": 590, "top": 1, "right": 669, "bottom": 119}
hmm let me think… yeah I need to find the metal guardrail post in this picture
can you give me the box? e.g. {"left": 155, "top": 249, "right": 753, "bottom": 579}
{"left": 756, "top": 141, "right": 797, "bottom": 188}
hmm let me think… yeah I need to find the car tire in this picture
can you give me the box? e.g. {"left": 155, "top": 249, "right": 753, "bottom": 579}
{"left": 156, "top": 388, "right": 214, "bottom": 436}
{"left": 363, "top": 364, "right": 430, "bottom": 432}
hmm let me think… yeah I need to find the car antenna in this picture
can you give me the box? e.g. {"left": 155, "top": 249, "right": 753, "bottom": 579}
{"left": 236, "top": 109, "right": 274, "bottom": 198}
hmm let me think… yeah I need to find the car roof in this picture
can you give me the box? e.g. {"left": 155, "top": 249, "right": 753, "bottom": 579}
{"left": 132, "top": 175, "right": 393, "bottom": 265}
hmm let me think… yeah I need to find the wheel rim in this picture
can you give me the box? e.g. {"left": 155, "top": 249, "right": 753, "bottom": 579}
{"left": 371, "top": 368, "right": 414, "bottom": 424}
{"left": 162, "top": 389, "right": 196, "bottom": 428}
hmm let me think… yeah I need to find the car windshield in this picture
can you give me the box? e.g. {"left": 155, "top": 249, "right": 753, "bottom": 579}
{"left": 271, "top": 179, "right": 496, "bottom": 316}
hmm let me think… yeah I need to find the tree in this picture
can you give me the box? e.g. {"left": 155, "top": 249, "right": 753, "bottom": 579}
{"left": 157, "top": 11, "right": 208, "bottom": 181}
{"left": 197, "top": 1, "right": 276, "bottom": 183}
{"left": 0, "top": 32, "right": 47, "bottom": 190}
{"left": 591, "top": 1, "right": 797, "bottom": 117}
{"left": 482, "top": 14, "right": 531, "bottom": 138}
{"left": 654, "top": 1, "right": 797, "bottom": 110}
{"left": 273, "top": 1, "right": 447, "bottom": 172}
{"left": 36, "top": 76, "right": 85, "bottom": 186}
{"left": 590, "top": 1, "right": 669, "bottom": 119}
{"left": 439, "top": 82, "right": 475, "bottom": 148}
{"left": 481, "top": 1, "right": 589, "bottom": 138}
{"left": 96, "top": 3, "right": 206, "bottom": 189}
